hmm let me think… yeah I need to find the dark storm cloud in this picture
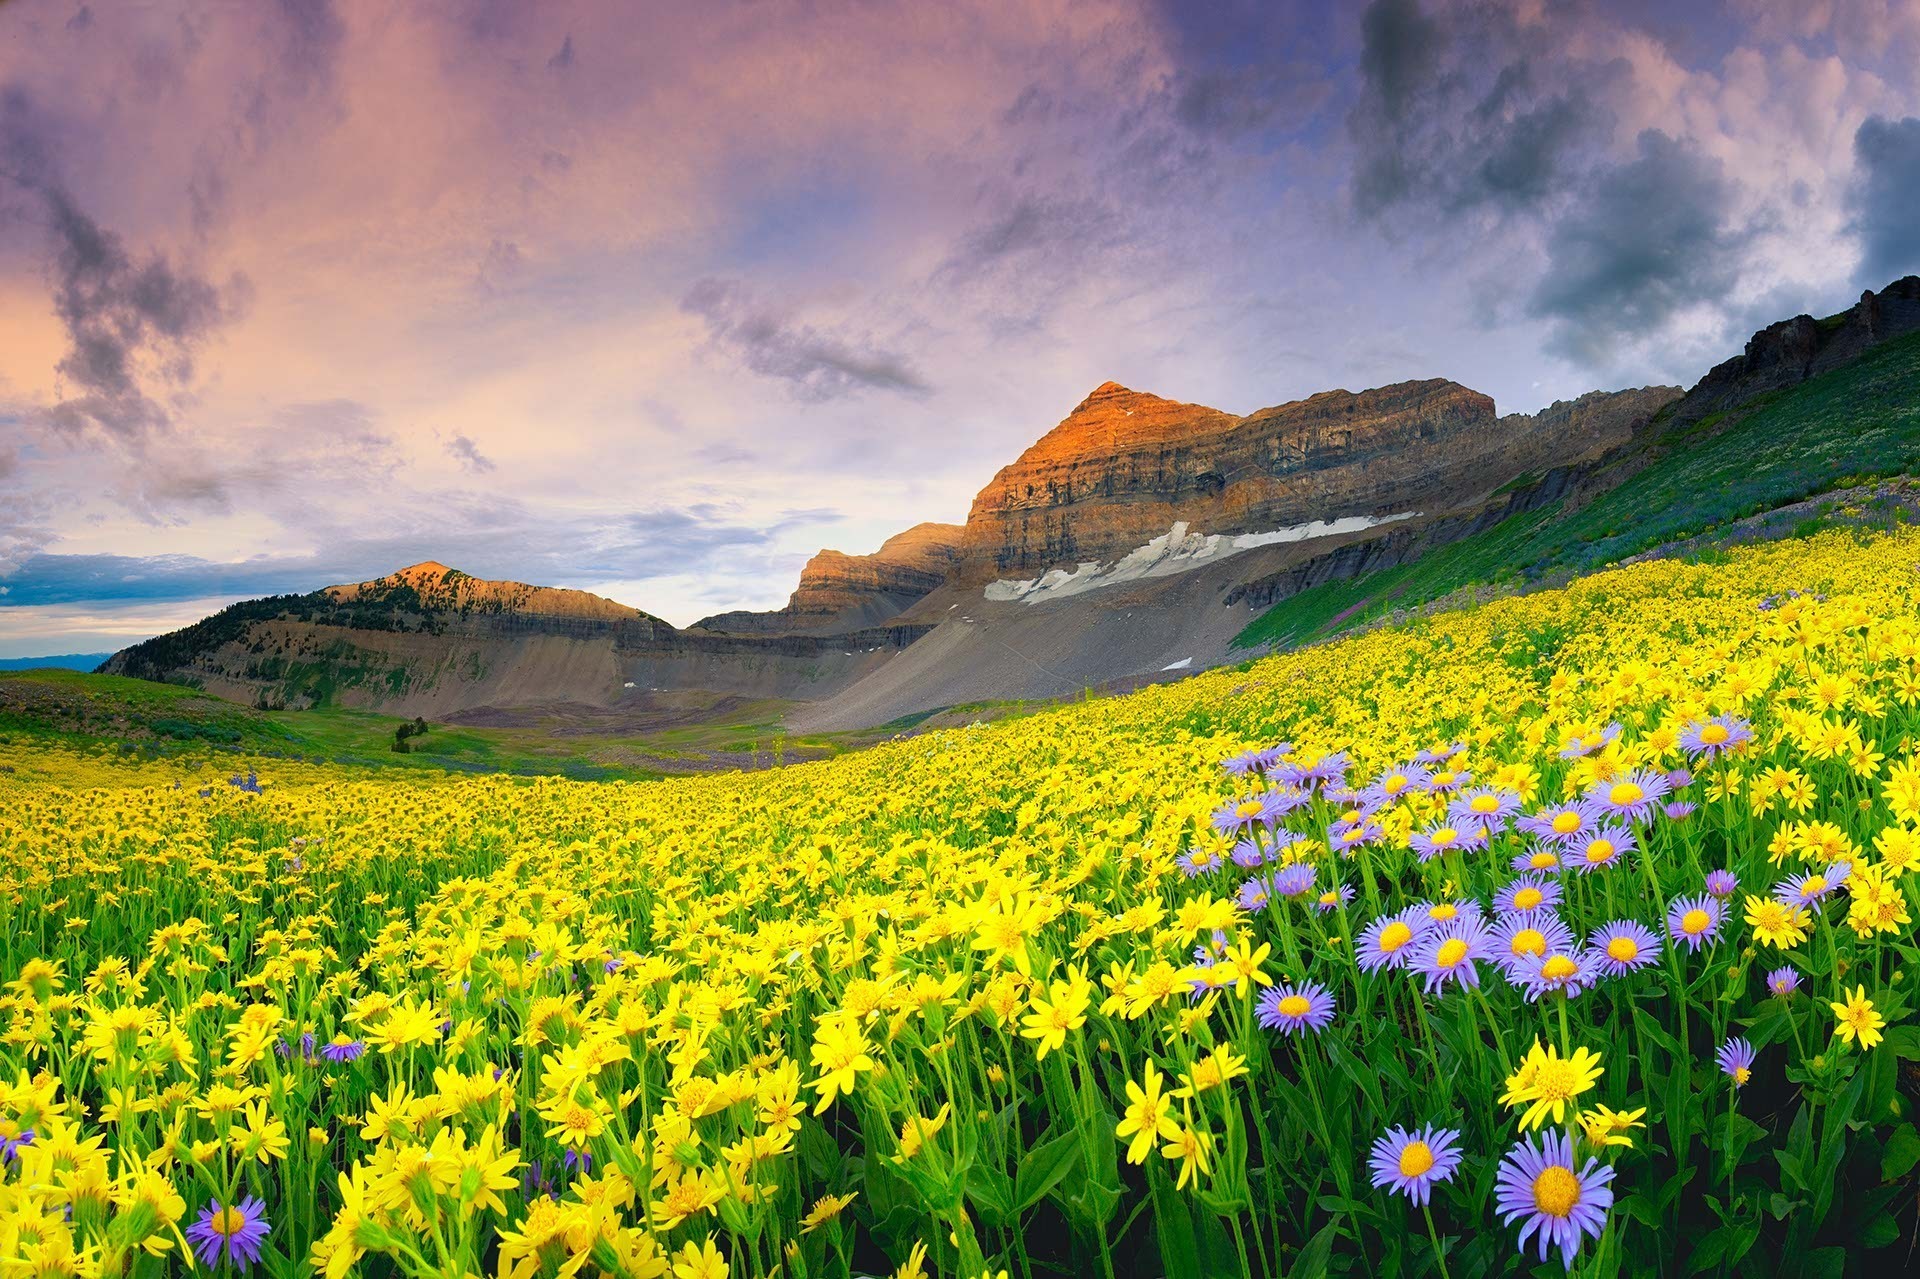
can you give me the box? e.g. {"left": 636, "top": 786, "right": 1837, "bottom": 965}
{"left": 681, "top": 278, "right": 930, "bottom": 401}
{"left": 1528, "top": 130, "right": 1752, "bottom": 365}
{"left": 1849, "top": 116, "right": 1920, "bottom": 287}
{"left": 1347, "top": 0, "right": 1615, "bottom": 218}
{"left": 446, "top": 433, "right": 495, "bottom": 473}
{"left": 0, "top": 89, "right": 246, "bottom": 440}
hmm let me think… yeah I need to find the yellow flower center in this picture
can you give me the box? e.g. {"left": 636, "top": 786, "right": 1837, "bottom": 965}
{"left": 1435, "top": 938, "right": 1470, "bottom": 967}
{"left": 1513, "top": 887, "right": 1544, "bottom": 910}
{"left": 1681, "top": 909, "right": 1710, "bottom": 934}
{"left": 1609, "top": 782, "right": 1644, "bottom": 805}
{"left": 1802, "top": 876, "right": 1827, "bottom": 896}
{"left": 1532, "top": 1165, "right": 1581, "bottom": 1217}
{"left": 1429, "top": 904, "right": 1458, "bottom": 921}
{"left": 1471, "top": 795, "right": 1499, "bottom": 813}
{"left": 1732, "top": 1066, "right": 1751, "bottom": 1085}
{"left": 1384, "top": 775, "right": 1408, "bottom": 794}
{"left": 1700, "top": 724, "right": 1729, "bottom": 745}
{"left": 1541, "top": 955, "right": 1579, "bottom": 980}
{"left": 1552, "top": 811, "right": 1581, "bottom": 834}
{"left": 1236, "top": 800, "right": 1264, "bottom": 819}
{"left": 1529, "top": 851, "right": 1559, "bottom": 869}
{"left": 1585, "top": 840, "right": 1616, "bottom": 863}
{"left": 1511, "top": 928, "right": 1546, "bottom": 957}
{"left": 212, "top": 1207, "right": 247, "bottom": 1237}
{"left": 1398, "top": 1141, "right": 1435, "bottom": 1177}
{"left": 1605, "top": 937, "right": 1639, "bottom": 962}
{"left": 1278, "top": 995, "right": 1310, "bottom": 1018}
{"left": 1378, "top": 922, "right": 1413, "bottom": 953}
{"left": 1432, "top": 827, "right": 1458, "bottom": 845}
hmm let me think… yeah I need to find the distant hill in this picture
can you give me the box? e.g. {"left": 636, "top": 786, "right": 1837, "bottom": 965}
{"left": 0, "top": 653, "right": 115, "bottom": 672}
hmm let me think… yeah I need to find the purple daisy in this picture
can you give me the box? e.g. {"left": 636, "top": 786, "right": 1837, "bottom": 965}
{"left": 1511, "top": 844, "right": 1566, "bottom": 874}
{"left": 1271, "top": 862, "right": 1317, "bottom": 899}
{"left": 1585, "top": 920, "right": 1662, "bottom": 976}
{"left": 1703, "top": 869, "right": 1739, "bottom": 898}
{"left": 1517, "top": 801, "right": 1602, "bottom": 847}
{"left": 1716, "top": 1036, "right": 1757, "bottom": 1088}
{"left": 1361, "top": 762, "right": 1431, "bottom": 806}
{"left": 1422, "top": 765, "right": 1472, "bottom": 793}
{"left": 1211, "top": 795, "right": 1276, "bottom": 837}
{"left": 1494, "top": 1131, "right": 1614, "bottom": 1270}
{"left": 187, "top": 1197, "right": 271, "bottom": 1272}
{"left": 1766, "top": 966, "right": 1801, "bottom": 998}
{"left": 1408, "top": 819, "right": 1486, "bottom": 863}
{"left": 1666, "top": 767, "right": 1693, "bottom": 789}
{"left": 1234, "top": 876, "right": 1273, "bottom": 914}
{"left": 1368, "top": 1125, "right": 1463, "bottom": 1206}
{"left": 319, "top": 1035, "right": 366, "bottom": 1064}
{"left": 1495, "top": 874, "right": 1563, "bottom": 917}
{"left": 1256, "top": 980, "right": 1336, "bottom": 1035}
{"left": 1678, "top": 714, "right": 1753, "bottom": 760}
{"left": 1449, "top": 786, "right": 1521, "bottom": 829}
{"left": 1410, "top": 919, "right": 1493, "bottom": 993}
{"left": 1176, "top": 845, "right": 1224, "bottom": 878}
{"left": 1413, "top": 898, "right": 1484, "bottom": 930}
{"left": 1567, "top": 823, "right": 1638, "bottom": 875}
{"left": 1413, "top": 740, "right": 1466, "bottom": 764}
{"left": 1313, "top": 882, "right": 1356, "bottom": 914}
{"left": 1775, "top": 861, "right": 1850, "bottom": 908}
{"left": 1663, "top": 800, "right": 1698, "bottom": 821}
{"left": 0, "top": 1129, "right": 34, "bottom": 1163}
{"left": 1356, "top": 909, "right": 1430, "bottom": 973}
{"left": 1489, "top": 913, "right": 1576, "bottom": 980}
{"left": 1222, "top": 744, "right": 1290, "bottom": 776}
{"left": 1666, "top": 894, "right": 1724, "bottom": 952}
{"left": 1557, "top": 723, "right": 1622, "bottom": 760}
{"left": 1513, "top": 946, "right": 1598, "bottom": 1002}
{"left": 1330, "top": 818, "right": 1387, "bottom": 852}
{"left": 1585, "top": 769, "right": 1671, "bottom": 822}
{"left": 1229, "top": 839, "right": 1267, "bottom": 869}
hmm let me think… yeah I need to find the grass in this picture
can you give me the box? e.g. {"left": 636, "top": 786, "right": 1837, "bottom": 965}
{"left": 1236, "top": 327, "right": 1920, "bottom": 651}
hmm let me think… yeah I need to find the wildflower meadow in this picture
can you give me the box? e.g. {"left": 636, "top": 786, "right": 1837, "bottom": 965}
{"left": 6, "top": 526, "right": 1920, "bottom": 1277}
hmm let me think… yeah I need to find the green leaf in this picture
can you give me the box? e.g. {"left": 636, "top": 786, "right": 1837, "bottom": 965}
{"left": 1860, "top": 1213, "right": 1901, "bottom": 1249}
{"left": 1685, "top": 1222, "right": 1758, "bottom": 1274}
{"left": 1290, "top": 1220, "right": 1342, "bottom": 1279}
{"left": 1881, "top": 1123, "right": 1920, "bottom": 1181}
{"left": 1150, "top": 1166, "right": 1202, "bottom": 1279}
{"left": 1013, "top": 1126, "right": 1082, "bottom": 1213}
{"left": 1884, "top": 1023, "right": 1920, "bottom": 1061}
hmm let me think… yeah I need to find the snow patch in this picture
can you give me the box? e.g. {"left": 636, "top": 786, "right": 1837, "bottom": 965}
{"left": 984, "top": 515, "right": 1416, "bottom": 604}
{"left": 1160, "top": 657, "right": 1193, "bottom": 671}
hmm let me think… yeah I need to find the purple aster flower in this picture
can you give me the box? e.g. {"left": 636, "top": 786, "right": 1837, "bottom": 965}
{"left": 1356, "top": 909, "right": 1430, "bottom": 973}
{"left": 1666, "top": 895, "right": 1723, "bottom": 952}
{"left": 1412, "top": 898, "right": 1484, "bottom": 930}
{"left": 187, "top": 1197, "right": 270, "bottom": 1272}
{"left": 1557, "top": 723, "right": 1622, "bottom": 760}
{"left": 1666, "top": 767, "right": 1693, "bottom": 789}
{"left": 1362, "top": 762, "right": 1431, "bottom": 806}
{"left": 602, "top": 956, "right": 625, "bottom": 974}
{"left": 1450, "top": 786, "right": 1521, "bottom": 826}
{"left": 1489, "top": 913, "right": 1576, "bottom": 980}
{"left": 1410, "top": 919, "right": 1492, "bottom": 993}
{"left": 1230, "top": 839, "right": 1267, "bottom": 869}
{"left": 319, "top": 1035, "right": 366, "bottom": 1064}
{"left": 1703, "top": 869, "right": 1739, "bottom": 898}
{"left": 1409, "top": 819, "right": 1486, "bottom": 863}
{"left": 1585, "top": 770, "right": 1671, "bottom": 821}
{"left": 1368, "top": 1125, "right": 1463, "bottom": 1206}
{"left": 1313, "top": 882, "right": 1356, "bottom": 913}
{"left": 1586, "top": 920, "right": 1662, "bottom": 976}
{"left": 1513, "top": 945, "right": 1599, "bottom": 1002}
{"left": 1766, "top": 966, "right": 1801, "bottom": 998}
{"left": 563, "top": 1147, "right": 594, "bottom": 1174}
{"left": 1716, "top": 1036, "right": 1757, "bottom": 1088}
{"left": 1494, "top": 1131, "right": 1614, "bottom": 1270}
{"left": 0, "top": 1128, "right": 34, "bottom": 1163}
{"left": 1663, "top": 801, "right": 1697, "bottom": 821}
{"left": 1329, "top": 817, "right": 1387, "bottom": 852}
{"left": 1512, "top": 844, "right": 1566, "bottom": 874}
{"left": 1271, "top": 862, "right": 1317, "bottom": 899}
{"left": 1517, "top": 801, "right": 1602, "bottom": 847}
{"left": 1223, "top": 744, "right": 1290, "bottom": 776}
{"left": 1211, "top": 796, "right": 1275, "bottom": 837}
{"left": 1413, "top": 740, "right": 1466, "bottom": 765}
{"left": 1567, "top": 823, "right": 1637, "bottom": 874}
{"left": 1256, "top": 980, "right": 1336, "bottom": 1034}
{"left": 1776, "top": 864, "right": 1848, "bottom": 907}
{"left": 1495, "top": 874, "right": 1563, "bottom": 917}
{"left": 1422, "top": 765, "right": 1472, "bottom": 793}
{"left": 1678, "top": 714, "right": 1753, "bottom": 760}
{"left": 1234, "top": 876, "right": 1273, "bottom": 914}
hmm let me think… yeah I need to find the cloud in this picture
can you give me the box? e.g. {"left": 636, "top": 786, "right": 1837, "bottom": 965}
{"left": 446, "top": 433, "right": 495, "bottom": 473}
{"left": 1528, "top": 131, "right": 1752, "bottom": 367}
{"left": 681, "top": 278, "right": 931, "bottom": 401}
{"left": 1, "top": 90, "right": 247, "bottom": 441}
{"left": 548, "top": 33, "right": 575, "bottom": 72}
{"left": 1849, "top": 115, "right": 1920, "bottom": 286}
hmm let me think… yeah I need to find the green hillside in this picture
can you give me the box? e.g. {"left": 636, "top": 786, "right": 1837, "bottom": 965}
{"left": 1237, "top": 327, "right": 1920, "bottom": 650}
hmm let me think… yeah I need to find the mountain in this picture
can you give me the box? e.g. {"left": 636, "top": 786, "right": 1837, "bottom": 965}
{"left": 695, "top": 523, "right": 964, "bottom": 634}
{"left": 101, "top": 562, "right": 929, "bottom": 715}
{"left": 956, "top": 377, "right": 1665, "bottom": 584}
{"left": 98, "top": 274, "right": 1920, "bottom": 733}
{"left": 0, "top": 653, "right": 115, "bottom": 672}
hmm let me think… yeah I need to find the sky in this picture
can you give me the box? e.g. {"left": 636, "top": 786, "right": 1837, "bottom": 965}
{"left": 2, "top": 0, "right": 1919, "bottom": 657}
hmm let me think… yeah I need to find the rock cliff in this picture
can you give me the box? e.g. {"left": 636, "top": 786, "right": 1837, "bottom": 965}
{"left": 695, "top": 523, "right": 964, "bottom": 634}
{"left": 955, "top": 378, "right": 1672, "bottom": 584}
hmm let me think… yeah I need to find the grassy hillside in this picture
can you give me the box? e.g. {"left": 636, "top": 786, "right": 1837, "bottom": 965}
{"left": 1237, "top": 327, "right": 1920, "bottom": 650}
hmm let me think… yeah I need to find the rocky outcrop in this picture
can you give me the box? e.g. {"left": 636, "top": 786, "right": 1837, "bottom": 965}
{"left": 321, "top": 561, "right": 660, "bottom": 626}
{"left": 955, "top": 378, "right": 1665, "bottom": 583}
{"left": 1497, "top": 386, "right": 1681, "bottom": 465}
{"left": 695, "top": 523, "right": 964, "bottom": 635}
{"left": 1666, "top": 276, "right": 1920, "bottom": 431}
